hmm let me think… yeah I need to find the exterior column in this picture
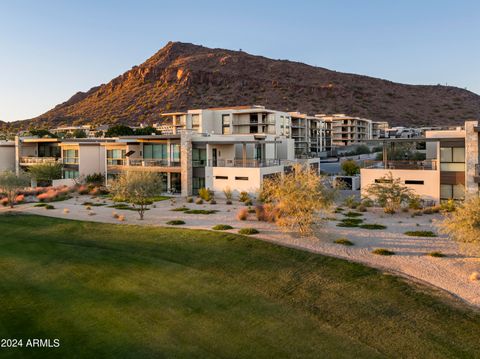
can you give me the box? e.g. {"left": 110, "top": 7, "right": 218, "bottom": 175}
{"left": 14, "top": 136, "right": 20, "bottom": 175}
{"left": 180, "top": 131, "right": 193, "bottom": 197}
{"left": 465, "top": 121, "right": 479, "bottom": 196}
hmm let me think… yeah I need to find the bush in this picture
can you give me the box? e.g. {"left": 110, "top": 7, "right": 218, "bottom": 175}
{"left": 195, "top": 198, "right": 204, "bottom": 205}
{"left": 223, "top": 187, "right": 233, "bottom": 201}
{"left": 440, "top": 199, "right": 456, "bottom": 213}
{"left": 333, "top": 238, "right": 354, "bottom": 246}
{"left": 341, "top": 160, "right": 360, "bottom": 176}
{"left": 210, "top": 199, "right": 217, "bottom": 205}
{"left": 239, "top": 191, "right": 250, "bottom": 202}
{"left": 255, "top": 205, "right": 266, "bottom": 221}
{"left": 427, "top": 251, "right": 446, "bottom": 258}
{"left": 184, "top": 209, "right": 218, "bottom": 215}
{"left": 337, "top": 218, "right": 363, "bottom": 227}
{"left": 244, "top": 199, "right": 253, "bottom": 206}
{"left": 372, "top": 248, "right": 395, "bottom": 255}
{"left": 343, "top": 195, "right": 359, "bottom": 209}
{"left": 238, "top": 228, "right": 259, "bottom": 235}
{"left": 357, "top": 205, "right": 367, "bottom": 212}
{"left": 166, "top": 220, "right": 185, "bottom": 225}
{"left": 361, "top": 198, "right": 374, "bottom": 207}
{"left": 85, "top": 173, "right": 105, "bottom": 186}
{"left": 186, "top": 197, "right": 194, "bottom": 203}
{"left": 365, "top": 172, "right": 415, "bottom": 214}
{"left": 404, "top": 231, "right": 437, "bottom": 237}
{"left": 170, "top": 207, "right": 189, "bottom": 212}
{"left": 236, "top": 208, "right": 248, "bottom": 221}
{"left": 408, "top": 196, "right": 423, "bottom": 210}
{"left": 198, "top": 188, "right": 214, "bottom": 202}
{"left": 45, "top": 204, "right": 55, "bottom": 210}
{"left": 343, "top": 211, "right": 363, "bottom": 218}
{"left": 226, "top": 200, "right": 232, "bottom": 205}
{"left": 359, "top": 224, "right": 387, "bottom": 230}
{"left": 422, "top": 206, "right": 441, "bottom": 215}
{"left": 212, "top": 224, "right": 233, "bottom": 230}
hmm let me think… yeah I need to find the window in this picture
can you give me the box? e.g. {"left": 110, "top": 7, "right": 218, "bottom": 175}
{"left": 222, "top": 114, "right": 231, "bottom": 134}
{"left": 143, "top": 144, "right": 167, "bottom": 159}
{"left": 62, "top": 149, "right": 78, "bottom": 164}
{"left": 192, "top": 177, "right": 205, "bottom": 195}
{"left": 107, "top": 149, "right": 126, "bottom": 165}
{"left": 440, "top": 184, "right": 465, "bottom": 200}
{"left": 192, "top": 148, "right": 206, "bottom": 167}
{"left": 215, "top": 176, "right": 228, "bottom": 180}
{"left": 39, "top": 144, "right": 60, "bottom": 158}
{"left": 440, "top": 147, "right": 465, "bottom": 171}
{"left": 170, "top": 144, "right": 180, "bottom": 163}
{"left": 191, "top": 114, "right": 200, "bottom": 131}
{"left": 405, "top": 180, "right": 424, "bottom": 185}
{"left": 375, "top": 178, "right": 392, "bottom": 183}
{"left": 235, "top": 176, "right": 249, "bottom": 181}
{"left": 63, "top": 170, "right": 79, "bottom": 179}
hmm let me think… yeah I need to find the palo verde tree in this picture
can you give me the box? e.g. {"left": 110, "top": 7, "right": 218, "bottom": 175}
{"left": 260, "top": 164, "right": 335, "bottom": 236}
{"left": 341, "top": 159, "right": 360, "bottom": 176}
{"left": 365, "top": 172, "right": 415, "bottom": 213}
{"left": 109, "top": 170, "right": 159, "bottom": 220}
{"left": 28, "top": 163, "right": 62, "bottom": 185}
{"left": 0, "top": 171, "right": 30, "bottom": 208}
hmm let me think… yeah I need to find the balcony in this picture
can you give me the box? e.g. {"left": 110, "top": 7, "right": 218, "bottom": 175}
{"left": 208, "top": 159, "right": 281, "bottom": 168}
{"left": 362, "top": 160, "right": 437, "bottom": 170}
{"left": 19, "top": 157, "right": 60, "bottom": 165}
{"left": 62, "top": 158, "right": 79, "bottom": 165}
{"left": 127, "top": 159, "right": 181, "bottom": 167}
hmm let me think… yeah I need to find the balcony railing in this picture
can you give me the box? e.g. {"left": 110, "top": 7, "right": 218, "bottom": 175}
{"left": 362, "top": 160, "right": 437, "bottom": 170}
{"left": 19, "top": 157, "right": 60, "bottom": 165}
{"left": 62, "top": 158, "right": 79, "bottom": 165}
{"left": 208, "top": 159, "right": 281, "bottom": 168}
{"left": 107, "top": 158, "right": 126, "bottom": 166}
{"left": 127, "top": 159, "right": 181, "bottom": 167}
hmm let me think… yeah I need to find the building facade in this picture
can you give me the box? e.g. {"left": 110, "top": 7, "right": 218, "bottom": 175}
{"left": 316, "top": 114, "right": 373, "bottom": 148}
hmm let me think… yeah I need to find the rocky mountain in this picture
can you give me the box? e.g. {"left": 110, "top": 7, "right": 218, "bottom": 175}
{"left": 4, "top": 42, "right": 480, "bottom": 130}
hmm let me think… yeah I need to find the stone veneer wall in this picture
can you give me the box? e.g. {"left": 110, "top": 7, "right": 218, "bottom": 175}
{"left": 464, "top": 121, "right": 479, "bottom": 196}
{"left": 180, "top": 131, "right": 193, "bottom": 197}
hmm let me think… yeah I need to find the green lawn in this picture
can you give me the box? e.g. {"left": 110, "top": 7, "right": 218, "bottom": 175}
{"left": 0, "top": 214, "right": 479, "bottom": 358}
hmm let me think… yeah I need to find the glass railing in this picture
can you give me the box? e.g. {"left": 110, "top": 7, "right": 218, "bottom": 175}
{"left": 62, "top": 158, "right": 79, "bottom": 165}
{"left": 19, "top": 157, "right": 60, "bottom": 164}
{"left": 362, "top": 160, "right": 437, "bottom": 170}
{"left": 207, "top": 159, "right": 281, "bottom": 168}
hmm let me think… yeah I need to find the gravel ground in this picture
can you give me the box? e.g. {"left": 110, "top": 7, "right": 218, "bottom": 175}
{"left": 5, "top": 196, "right": 479, "bottom": 308}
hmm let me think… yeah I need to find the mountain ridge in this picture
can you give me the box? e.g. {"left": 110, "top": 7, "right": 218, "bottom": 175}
{"left": 3, "top": 41, "right": 480, "bottom": 130}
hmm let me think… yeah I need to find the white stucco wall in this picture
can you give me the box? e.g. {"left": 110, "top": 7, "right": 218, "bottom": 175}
{"left": 360, "top": 168, "right": 440, "bottom": 203}
{"left": 0, "top": 144, "right": 15, "bottom": 172}
{"left": 79, "top": 145, "right": 106, "bottom": 177}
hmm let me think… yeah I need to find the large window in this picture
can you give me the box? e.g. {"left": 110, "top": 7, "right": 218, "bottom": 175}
{"left": 143, "top": 144, "right": 167, "bottom": 159}
{"left": 440, "top": 184, "right": 465, "bottom": 200}
{"left": 440, "top": 147, "right": 465, "bottom": 171}
{"left": 62, "top": 149, "right": 78, "bottom": 164}
{"left": 192, "top": 148, "right": 206, "bottom": 167}
{"left": 107, "top": 149, "right": 126, "bottom": 165}
{"left": 170, "top": 144, "right": 181, "bottom": 163}
{"left": 191, "top": 114, "right": 200, "bottom": 130}
{"left": 222, "top": 114, "right": 231, "bottom": 134}
{"left": 63, "top": 169, "right": 79, "bottom": 179}
{"left": 39, "top": 144, "right": 60, "bottom": 158}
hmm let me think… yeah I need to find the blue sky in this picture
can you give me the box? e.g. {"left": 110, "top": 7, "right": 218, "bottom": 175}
{"left": 1, "top": 0, "right": 479, "bottom": 122}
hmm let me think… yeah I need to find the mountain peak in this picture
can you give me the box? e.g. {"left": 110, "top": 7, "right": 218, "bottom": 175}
{"left": 4, "top": 41, "right": 480, "bottom": 129}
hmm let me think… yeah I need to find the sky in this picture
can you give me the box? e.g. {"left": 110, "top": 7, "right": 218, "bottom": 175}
{"left": 0, "top": 0, "right": 479, "bottom": 122}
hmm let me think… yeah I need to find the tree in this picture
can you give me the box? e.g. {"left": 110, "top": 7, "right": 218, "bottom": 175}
{"left": 438, "top": 196, "right": 480, "bottom": 252}
{"left": 72, "top": 129, "right": 87, "bottom": 138}
{"left": 28, "top": 163, "right": 62, "bottom": 185}
{"left": 0, "top": 171, "right": 30, "bottom": 208}
{"left": 134, "top": 126, "right": 158, "bottom": 136}
{"left": 341, "top": 160, "right": 360, "bottom": 176}
{"left": 28, "top": 129, "right": 57, "bottom": 138}
{"left": 365, "top": 172, "right": 415, "bottom": 213}
{"left": 109, "top": 171, "right": 159, "bottom": 220}
{"left": 105, "top": 125, "right": 134, "bottom": 137}
{"left": 260, "top": 164, "right": 335, "bottom": 235}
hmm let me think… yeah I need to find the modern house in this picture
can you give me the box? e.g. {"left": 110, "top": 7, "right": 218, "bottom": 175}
{"left": 360, "top": 121, "right": 479, "bottom": 203}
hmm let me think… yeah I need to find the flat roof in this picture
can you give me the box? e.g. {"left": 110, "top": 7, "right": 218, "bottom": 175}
{"left": 366, "top": 137, "right": 465, "bottom": 144}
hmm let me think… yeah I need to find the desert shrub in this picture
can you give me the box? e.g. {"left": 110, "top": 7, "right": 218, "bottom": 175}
{"left": 85, "top": 173, "right": 105, "bottom": 186}
{"left": 440, "top": 199, "right": 456, "bottom": 213}
{"left": 226, "top": 200, "right": 232, "bottom": 205}
{"left": 45, "top": 204, "right": 55, "bottom": 210}
{"left": 356, "top": 205, "right": 367, "bottom": 212}
{"left": 359, "top": 224, "right": 387, "bottom": 230}
{"left": 210, "top": 199, "right": 217, "bottom": 205}
{"left": 186, "top": 197, "right": 194, "bottom": 203}
{"left": 335, "top": 207, "right": 344, "bottom": 212}
{"left": 0, "top": 171, "right": 30, "bottom": 208}
{"left": 408, "top": 195, "right": 423, "bottom": 210}
{"left": 212, "top": 224, "right": 233, "bottom": 230}
{"left": 341, "top": 159, "right": 360, "bottom": 176}
{"left": 170, "top": 207, "right": 189, "bottom": 212}
{"left": 239, "top": 191, "right": 250, "bottom": 203}
{"left": 365, "top": 172, "right": 415, "bottom": 214}
{"left": 372, "top": 248, "right": 395, "bottom": 255}
{"left": 260, "top": 164, "right": 335, "bottom": 235}
{"left": 236, "top": 208, "right": 248, "bottom": 221}
{"left": 361, "top": 198, "right": 374, "bottom": 207}
{"left": 343, "top": 211, "right": 363, "bottom": 218}
{"left": 238, "top": 228, "right": 259, "bottom": 235}
{"left": 438, "top": 196, "right": 480, "bottom": 248}
{"left": 337, "top": 218, "right": 363, "bottom": 227}
{"left": 333, "top": 238, "right": 354, "bottom": 246}
{"left": 34, "top": 203, "right": 47, "bottom": 207}
{"left": 247, "top": 207, "right": 255, "bottom": 214}
{"left": 29, "top": 163, "right": 62, "bottom": 183}
{"left": 82, "top": 201, "right": 105, "bottom": 207}
{"left": 223, "top": 186, "right": 233, "bottom": 201}
{"left": 198, "top": 187, "right": 214, "bottom": 202}
{"left": 255, "top": 205, "right": 266, "bottom": 221}
{"left": 184, "top": 209, "right": 218, "bottom": 215}
{"left": 244, "top": 199, "right": 253, "bottom": 206}
{"left": 427, "top": 251, "right": 446, "bottom": 258}
{"left": 343, "top": 195, "right": 360, "bottom": 209}
{"left": 404, "top": 231, "right": 437, "bottom": 237}
{"left": 166, "top": 220, "right": 185, "bottom": 225}
{"left": 195, "top": 198, "right": 204, "bottom": 205}
{"left": 422, "top": 206, "right": 441, "bottom": 215}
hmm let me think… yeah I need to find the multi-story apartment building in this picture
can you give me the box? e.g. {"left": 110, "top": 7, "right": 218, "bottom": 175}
{"left": 289, "top": 112, "right": 326, "bottom": 157}
{"left": 360, "top": 120, "right": 479, "bottom": 204}
{"left": 371, "top": 121, "right": 389, "bottom": 139}
{"left": 316, "top": 114, "right": 373, "bottom": 147}
{"left": 10, "top": 106, "right": 320, "bottom": 197}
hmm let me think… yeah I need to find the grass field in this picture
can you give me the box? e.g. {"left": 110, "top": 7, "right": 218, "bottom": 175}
{"left": 0, "top": 214, "right": 479, "bottom": 358}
